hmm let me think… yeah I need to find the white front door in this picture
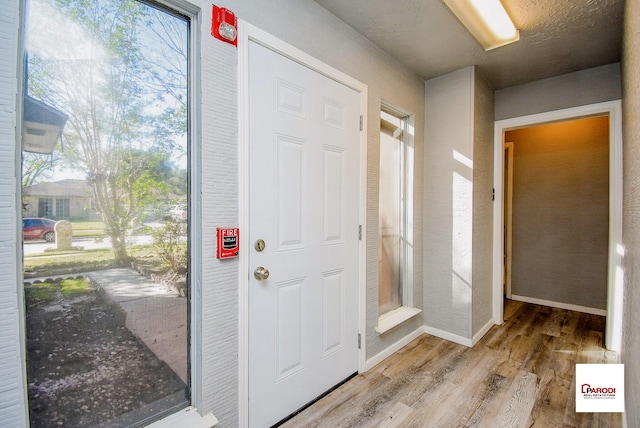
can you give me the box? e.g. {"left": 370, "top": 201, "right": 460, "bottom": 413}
{"left": 248, "top": 41, "right": 361, "bottom": 427}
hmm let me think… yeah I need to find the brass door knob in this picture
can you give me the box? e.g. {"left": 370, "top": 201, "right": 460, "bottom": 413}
{"left": 254, "top": 266, "right": 270, "bottom": 280}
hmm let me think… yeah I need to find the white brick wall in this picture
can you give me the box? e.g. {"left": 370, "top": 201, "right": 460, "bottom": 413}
{"left": 0, "top": 0, "right": 28, "bottom": 426}
{"left": 197, "top": 4, "right": 240, "bottom": 425}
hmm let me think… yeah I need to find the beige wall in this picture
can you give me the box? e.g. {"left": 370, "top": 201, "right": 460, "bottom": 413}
{"left": 506, "top": 117, "right": 609, "bottom": 309}
{"left": 621, "top": 0, "right": 640, "bottom": 424}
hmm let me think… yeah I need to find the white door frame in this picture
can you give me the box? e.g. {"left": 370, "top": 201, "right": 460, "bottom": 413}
{"left": 492, "top": 100, "right": 623, "bottom": 353}
{"left": 237, "top": 21, "right": 368, "bottom": 428}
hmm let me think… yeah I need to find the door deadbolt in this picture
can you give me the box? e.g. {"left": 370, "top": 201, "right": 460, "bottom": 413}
{"left": 254, "top": 266, "right": 270, "bottom": 280}
{"left": 254, "top": 239, "right": 266, "bottom": 252}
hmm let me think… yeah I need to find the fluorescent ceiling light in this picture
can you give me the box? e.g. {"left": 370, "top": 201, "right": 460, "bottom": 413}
{"left": 443, "top": 0, "right": 519, "bottom": 51}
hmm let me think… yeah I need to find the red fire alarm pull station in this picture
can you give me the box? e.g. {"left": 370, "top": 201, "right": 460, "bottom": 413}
{"left": 216, "top": 227, "right": 240, "bottom": 259}
{"left": 212, "top": 5, "right": 238, "bottom": 46}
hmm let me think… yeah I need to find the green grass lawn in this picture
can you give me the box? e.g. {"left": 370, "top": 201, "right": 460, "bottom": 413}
{"left": 25, "top": 277, "right": 94, "bottom": 302}
{"left": 23, "top": 245, "right": 159, "bottom": 276}
{"left": 25, "top": 248, "right": 115, "bottom": 266}
{"left": 70, "top": 221, "right": 106, "bottom": 238}
{"left": 23, "top": 248, "right": 116, "bottom": 277}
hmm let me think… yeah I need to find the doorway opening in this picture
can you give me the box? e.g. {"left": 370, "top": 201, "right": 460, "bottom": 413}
{"left": 493, "top": 101, "right": 623, "bottom": 353}
{"left": 502, "top": 117, "right": 609, "bottom": 310}
{"left": 503, "top": 141, "right": 513, "bottom": 299}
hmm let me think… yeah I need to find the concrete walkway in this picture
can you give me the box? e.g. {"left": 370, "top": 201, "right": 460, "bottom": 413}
{"left": 87, "top": 268, "right": 188, "bottom": 383}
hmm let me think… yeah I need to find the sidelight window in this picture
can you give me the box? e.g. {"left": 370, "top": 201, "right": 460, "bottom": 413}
{"left": 22, "top": 0, "right": 190, "bottom": 425}
{"left": 378, "top": 105, "right": 414, "bottom": 316}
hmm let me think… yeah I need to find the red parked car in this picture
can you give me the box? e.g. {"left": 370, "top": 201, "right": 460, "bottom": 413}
{"left": 23, "top": 218, "right": 57, "bottom": 242}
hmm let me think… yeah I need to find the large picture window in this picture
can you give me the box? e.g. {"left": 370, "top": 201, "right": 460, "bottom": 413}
{"left": 22, "top": 0, "right": 190, "bottom": 425}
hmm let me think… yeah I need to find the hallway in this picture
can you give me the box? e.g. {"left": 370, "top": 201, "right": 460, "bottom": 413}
{"left": 281, "top": 300, "right": 621, "bottom": 427}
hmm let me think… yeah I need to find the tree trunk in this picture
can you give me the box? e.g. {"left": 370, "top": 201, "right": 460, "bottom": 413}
{"left": 110, "top": 236, "right": 129, "bottom": 265}
{"left": 91, "top": 175, "right": 130, "bottom": 264}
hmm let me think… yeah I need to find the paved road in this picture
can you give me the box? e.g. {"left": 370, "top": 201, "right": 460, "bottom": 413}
{"left": 24, "top": 235, "right": 153, "bottom": 256}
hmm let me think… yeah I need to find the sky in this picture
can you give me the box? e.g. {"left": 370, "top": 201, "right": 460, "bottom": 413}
{"left": 26, "top": 0, "right": 188, "bottom": 184}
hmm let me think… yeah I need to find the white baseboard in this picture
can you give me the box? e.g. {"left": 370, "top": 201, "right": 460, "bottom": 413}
{"left": 472, "top": 318, "right": 495, "bottom": 346}
{"left": 511, "top": 294, "right": 607, "bottom": 316}
{"left": 424, "top": 326, "right": 472, "bottom": 347}
{"left": 364, "top": 326, "right": 425, "bottom": 371}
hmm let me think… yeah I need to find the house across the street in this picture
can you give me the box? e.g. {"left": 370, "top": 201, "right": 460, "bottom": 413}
{"left": 22, "top": 179, "right": 98, "bottom": 221}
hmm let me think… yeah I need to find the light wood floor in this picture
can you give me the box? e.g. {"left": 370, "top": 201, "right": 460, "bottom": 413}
{"left": 281, "top": 300, "right": 622, "bottom": 428}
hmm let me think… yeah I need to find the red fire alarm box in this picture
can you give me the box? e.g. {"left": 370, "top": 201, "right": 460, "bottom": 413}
{"left": 212, "top": 5, "right": 237, "bottom": 46}
{"left": 216, "top": 227, "right": 240, "bottom": 259}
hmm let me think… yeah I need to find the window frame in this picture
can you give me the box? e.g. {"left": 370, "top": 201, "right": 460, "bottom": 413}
{"left": 142, "top": 1, "right": 213, "bottom": 425}
{"left": 145, "top": 0, "right": 214, "bottom": 424}
{"left": 55, "top": 198, "right": 69, "bottom": 218}
{"left": 375, "top": 103, "right": 420, "bottom": 334}
{"left": 17, "top": 0, "right": 214, "bottom": 425}
{"left": 38, "top": 197, "right": 53, "bottom": 217}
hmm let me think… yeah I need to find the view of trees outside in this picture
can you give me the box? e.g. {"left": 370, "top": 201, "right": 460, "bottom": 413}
{"left": 25, "top": 0, "right": 188, "bottom": 262}
{"left": 22, "top": 0, "right": 190, "bottom": 425}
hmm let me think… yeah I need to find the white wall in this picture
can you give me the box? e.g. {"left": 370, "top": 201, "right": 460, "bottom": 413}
{"left": 471, "top": 72, "right": 494, "bottom": 337}
{"left": 621, "top": 0, "right": 640, "bottom": 425}
{"left": 0, "top": 0, "right": 426, "bottom": 426}
{"left": 424, "top": 68, "right": 474, "bottom": 339}
{"left": 495, "top": 63, "right": 621, "bottom": 121}
{"left": 423, "top": 67, "right": 493, "bottom": 342}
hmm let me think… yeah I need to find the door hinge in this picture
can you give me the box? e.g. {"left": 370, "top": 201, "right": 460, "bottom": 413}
{"left": 359, "top": 115, "right": 363, "bottom": 131}
{"left": 358, "top": 333, "right": 361, "bottom": 349}
{"left": 492, "top": 188, "right": 495, "bottom": 201}
{"left": 358, "top": 225, "right": 362, "bottom": 240}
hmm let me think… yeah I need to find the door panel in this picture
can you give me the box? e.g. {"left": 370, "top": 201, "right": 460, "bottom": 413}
{"left": 275, "top": 278, "right": 305, "bottom": 380}
{"left": 321, "top": 269, "right": 344, "bottom": 355}
{"left": 276, "top": 134, "right": 306, "bottom": 250}
{"left": 248, "top": 41, "right": 360, "bottom": 427}
{"left": 323, "top": 147, "right": 345, "bottom": 243}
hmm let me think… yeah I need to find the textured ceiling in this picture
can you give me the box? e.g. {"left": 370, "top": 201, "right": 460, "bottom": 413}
{"left": 313, "top": 0, "right": 624, "bottom": 89}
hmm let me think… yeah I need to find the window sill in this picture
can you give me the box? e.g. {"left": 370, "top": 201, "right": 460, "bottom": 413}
{"left": 375, "top": 306, "right": 422, "bottom": 335}
{"left": 146, "top": 407, "right": 218, "bottom": 428}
